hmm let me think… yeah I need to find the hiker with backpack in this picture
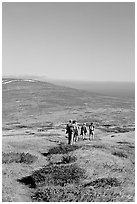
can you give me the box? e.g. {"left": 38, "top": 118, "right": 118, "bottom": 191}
{"left": 89, "top": 122, "right": 95, "bottom": 140}
{"left": 66, "top": 120, "right": 72, "bottom": 134}
{"left": 72, "top": 120, "right": 79, "bottom": 143}
{"left": 80, "top": 123, "right": 87, "bottom": 140}
{"left": 66, "top": 120, "right": 74, "bottom": 145}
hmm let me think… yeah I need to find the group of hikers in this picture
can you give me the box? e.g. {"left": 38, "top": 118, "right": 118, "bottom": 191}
{"left": 66, "top": 120, "right": 95, "bottom": 145}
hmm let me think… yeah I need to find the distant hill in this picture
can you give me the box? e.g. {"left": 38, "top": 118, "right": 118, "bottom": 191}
{"left": 2, "top": 75, "right": 48, "bottom": 81}
{"left": 2, "top": 77, "right": 99, "bottom": 109}
{"left": 47, "top": 80, "right": 135, "bottom": 99}
{"left": 2, "top": 78, "right": 97, "bottom": 123}
{"left": 2, "top": 77, "right": 134, "bottom": 129}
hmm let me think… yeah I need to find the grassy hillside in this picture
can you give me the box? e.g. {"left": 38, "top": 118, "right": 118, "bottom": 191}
{"left": 2, "top": 78, "right": 134, "bottom": 131}
{"left": 2, "top": 78, "right": 135, "bottom": 202}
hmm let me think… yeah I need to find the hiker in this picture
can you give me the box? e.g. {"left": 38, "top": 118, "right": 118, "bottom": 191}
{"left": 72, "top": 120, "right": 79, "bottom": 143}
{"left": 66, "top": 120, "right": 72, "bottom": 134}
{"left": 80, "top": 123, "right": 87, "bottom": 140}
{"left": 89, "top": 122, "right": 95, "bottom": 140}
{"left": 66, "top": 120, "right": 74, "bottom": 145}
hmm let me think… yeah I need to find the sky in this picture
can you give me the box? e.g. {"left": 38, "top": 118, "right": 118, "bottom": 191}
{"left": 2, "top": 2, "right": 135, "bottom": 82}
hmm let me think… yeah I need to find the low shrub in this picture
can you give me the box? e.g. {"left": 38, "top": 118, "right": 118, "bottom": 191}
{"left": 103, "top": 163, "right": 124, "bottom": 172}
{"left": 32, "top": 185, "right": 95, "bottom": 202}
{"left": 18, "top": 163, "right": 85, "bottom": 188}
{"left": 92, "top": 144, "right": 106, "bottom": 149}
{"left": 117, "top": 141, "right": 130, "bottom": 145}
{"left": 32, "top": 178, "right": 125, "bottom": 202}
{"left": 2, "top": 152, "right": 37, "bottom": 164}
{"left": 104, "top": 127, "right": 135, "bottom": 133}
{"left": 84, "top": 177, "right": 121, "bottom": 188}
{"left": 94, "top": 187, "right": 132, "bottom": 202}
{"left": 15, "top": 125, "right": 28, "bottom": 129}
{"left": 61, "top": 155, "right": 77, "bottom": 164}
{"left": 128, "top": 145, "right": 135, "bottom": 149}
{"left": 112, "top": 151, "right": 128, "bottom": 158}
{"left": 42, "top": 144, "right": 81, "bottom": 156}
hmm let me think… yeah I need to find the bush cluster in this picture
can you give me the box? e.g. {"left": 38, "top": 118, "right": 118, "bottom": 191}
{"left": 44, "top": 144, "right": 81, "bottom": 156}
{"left": 2, "top": 152, "right": 37, "bottom": 164}
{"left": 61, "top": 155, "right": 77, "bottom": 164}
{"left": 18, "top": 163, "right": 85, "bottom": 188}
{"left": 84, "top": 177, "right": 121, "bottom": 188}
{"left": 112, "top": 151, "right": 128, "bottom": 158}
{"left": 32, "top": 177, "right": 122, "bottom": 202}
{"left": 32, "top": 185, "right": 95, "bottom": 202}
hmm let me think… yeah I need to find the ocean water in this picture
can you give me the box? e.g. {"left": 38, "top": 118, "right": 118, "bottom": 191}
{"left": 51, "top": 80, "right": 135, "bottom": 99}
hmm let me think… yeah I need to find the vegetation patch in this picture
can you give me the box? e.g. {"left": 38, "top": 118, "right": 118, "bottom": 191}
{"left": 128, "top": 145, "right": 135, "bottom": 149}
{"left": 59, "top": 155, "right": 77, "bottom": 164}
{"left": 92, "top": 144, "right": 107, "bottom": 149}
{"left": 17, "top": 175, "right": 36, "bottom": 188}
{"left": 2, "top": 127, "right": 13, "bottom": 131}
{"left": 93, "top": 187, "right": 133, "bottom": 202}
{"left": 117, "top": 141, "right": 130, "bottom": 144}
{"left": 2, "top": 152, "right": 37, "bottom": 164}
{"left": 32, "top": 185, "right": 95, "bottom": 202}
{"left": 83, "top": 177, "right": 121, "bottom": 188}
{"left": 103, "top": 124, "right": 112, "bottom": 127}
{"left": 15, "top": 125, "right": 28, "bottom": 129}
{"left": 103, "top": 163, "right": 124, "bottom": 172}
{"left": 112, "top": 151, "right": 128, "bottom": 158}
{"left": 31, "top": 178, "right": 123, "bottom": 202}
{"left": 41, "top": 144, "right": 81, "bottom": 156}
{"left": 103, "top": 126, "right": 135, "bottom": 133}
{"left": 18, "top": 163, "right": 85, "bottom": 188}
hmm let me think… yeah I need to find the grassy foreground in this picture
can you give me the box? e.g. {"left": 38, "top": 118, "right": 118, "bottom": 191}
{"left": 2, "top": 130, "right": 135, "bottom": 202}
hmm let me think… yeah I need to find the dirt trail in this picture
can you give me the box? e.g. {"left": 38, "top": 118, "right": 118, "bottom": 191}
{"left": 13, "top": 184, "right": 32, "bottom": 202}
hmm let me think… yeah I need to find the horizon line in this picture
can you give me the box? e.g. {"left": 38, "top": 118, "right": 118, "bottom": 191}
{"left": 2, "top": 74, "right": 135, "bottom": 83}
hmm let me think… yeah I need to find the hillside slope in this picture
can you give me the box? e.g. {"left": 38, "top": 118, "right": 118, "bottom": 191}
{"left": 2, "top": 78, "right": 135, "bottom": 202}
{"left": 2, "top": 78, "right": 134, "bottom": 130}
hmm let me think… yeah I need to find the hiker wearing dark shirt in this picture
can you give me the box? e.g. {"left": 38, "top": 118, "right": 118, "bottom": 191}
{"left": 80, "top": 123, "right": 87, "bottom": 140}
{"left": 66, "top": 120, "right": 74, "bottom": 145}
{"left": 89, "top": 123, "right": 95, "bottom": 140}
{"left": 66, "top": 120, "right": 72, "bottom": 134}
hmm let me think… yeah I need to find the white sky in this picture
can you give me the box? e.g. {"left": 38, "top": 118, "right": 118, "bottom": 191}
{"left": 2, "top": 2, "right": 135, "bottom": 82}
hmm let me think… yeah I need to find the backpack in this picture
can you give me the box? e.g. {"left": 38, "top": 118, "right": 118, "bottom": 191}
{"left": 70, "top": 125, "right": 74, "bottom": 133}
{"left": 89, "top": 125, "right": 94, "bottom": 131}
{"left": 83, "top": 126, "right": 87, "bottom": 133}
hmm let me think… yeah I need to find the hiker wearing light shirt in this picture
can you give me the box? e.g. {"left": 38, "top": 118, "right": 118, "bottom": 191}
{"left": 72, "top": 120, "right": 79, "bottom": 143}
{"left": 80, "top": 123, "right": 87, "bottom": 140}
